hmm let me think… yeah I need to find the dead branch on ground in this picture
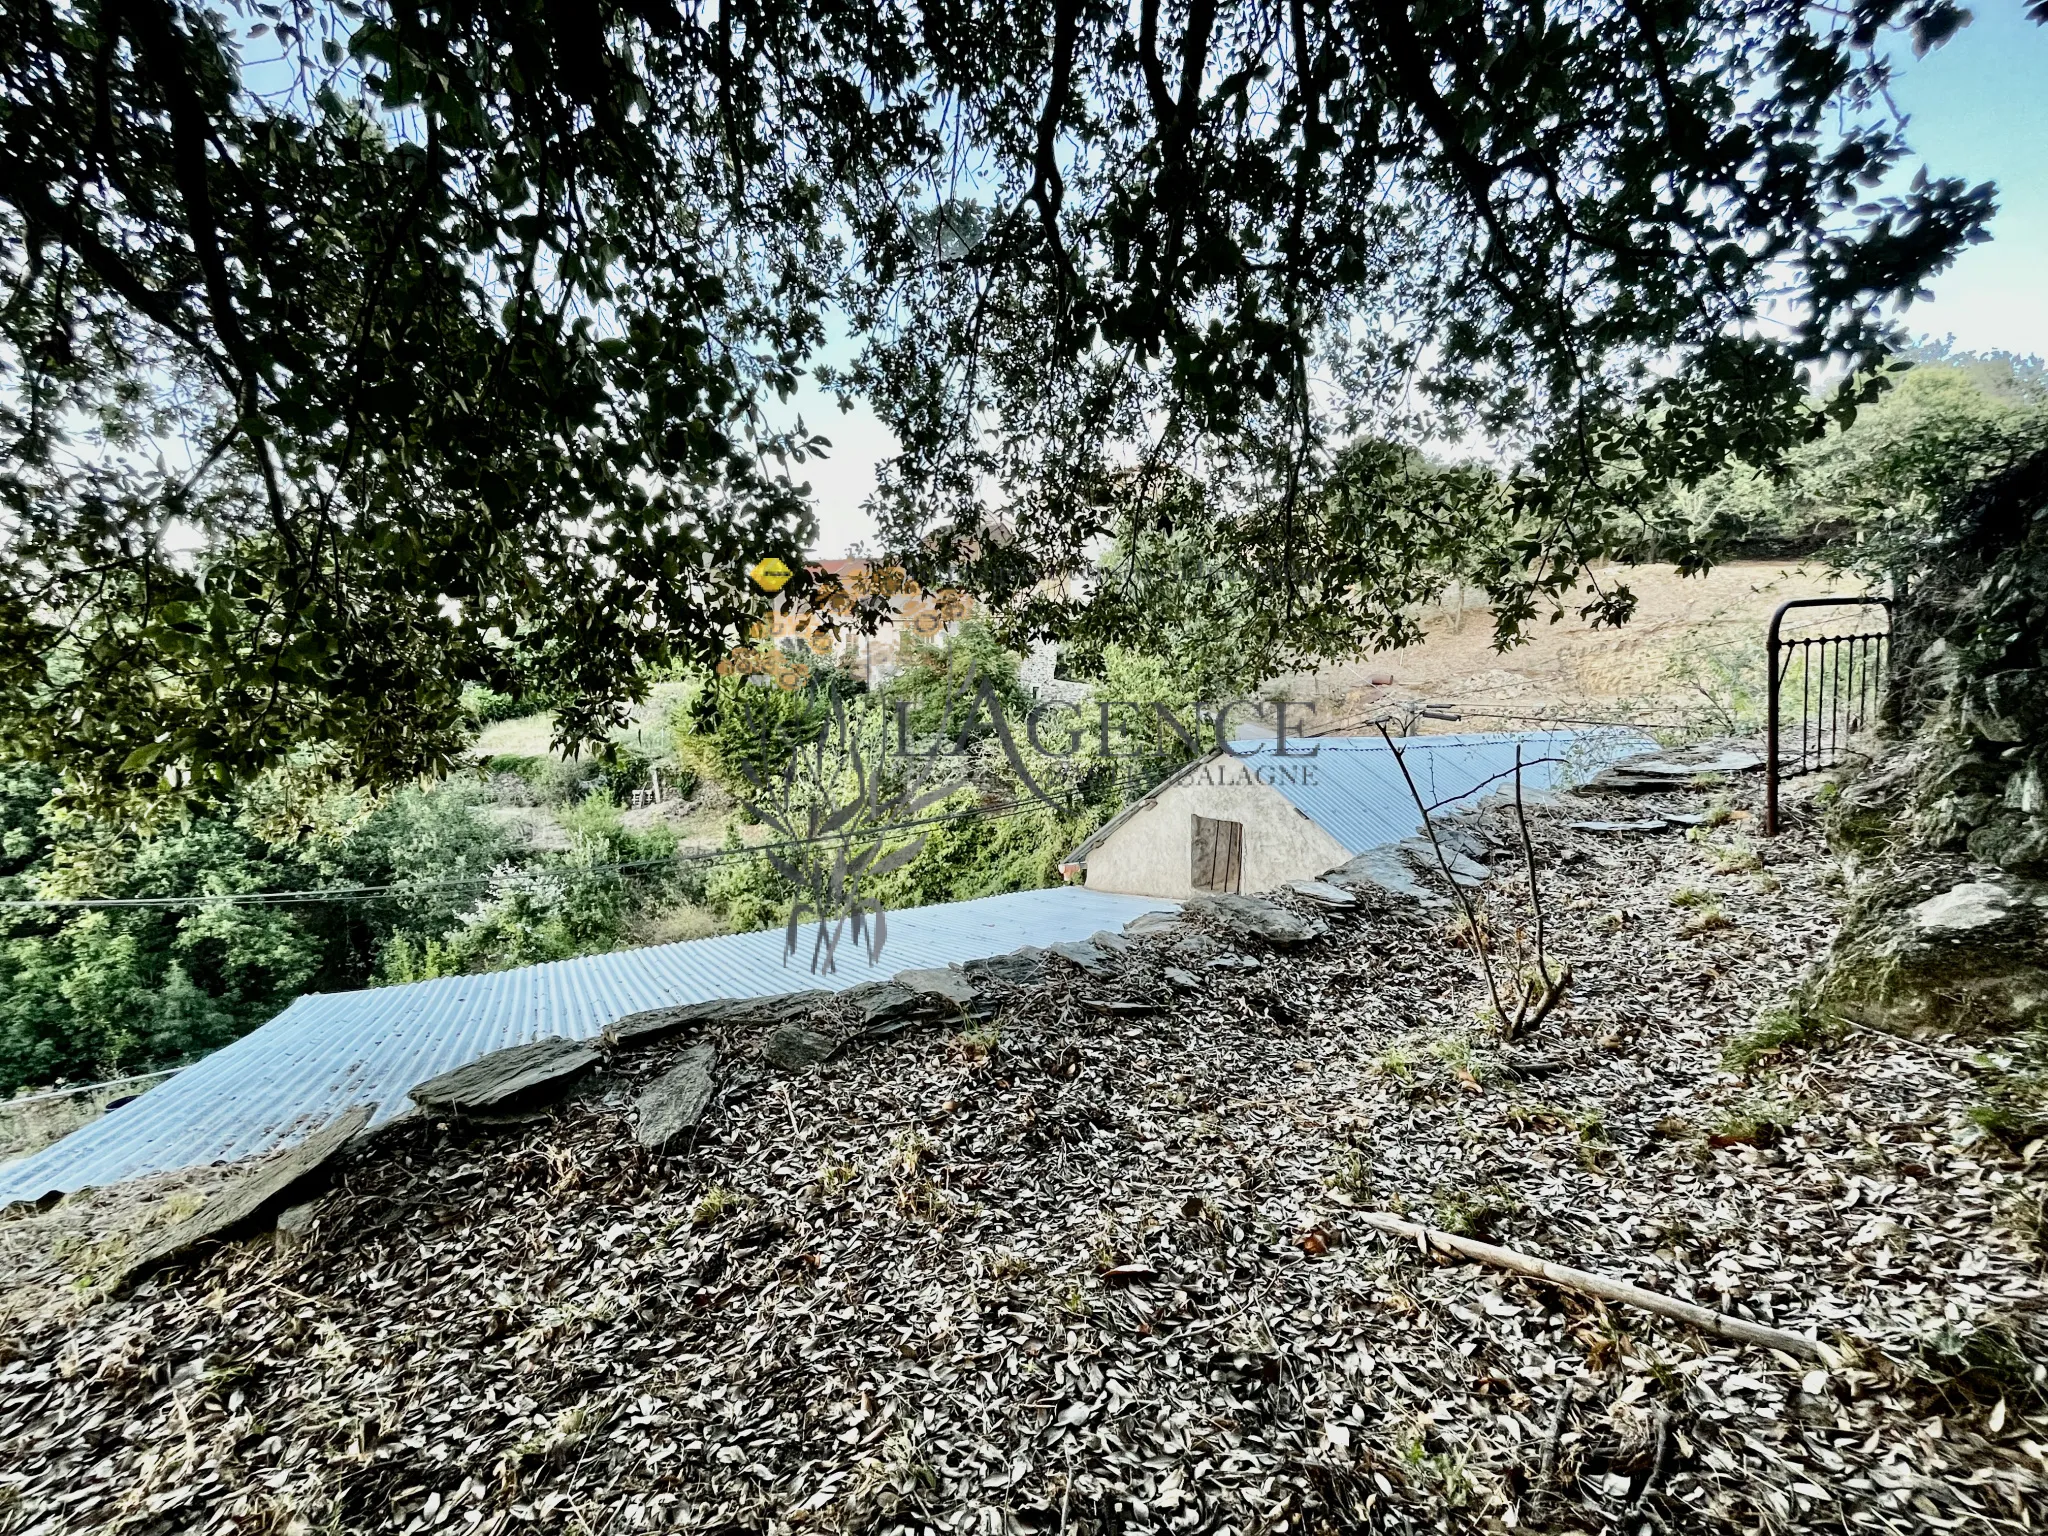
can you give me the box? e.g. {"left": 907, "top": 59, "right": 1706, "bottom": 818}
{"left": 1356, "top": 1209, "right": 1849, "bottom": 1367}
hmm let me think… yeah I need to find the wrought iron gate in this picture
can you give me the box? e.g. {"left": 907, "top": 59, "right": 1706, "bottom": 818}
{"left": 1764, "top": 596, "right": 1892, "bottom": 836}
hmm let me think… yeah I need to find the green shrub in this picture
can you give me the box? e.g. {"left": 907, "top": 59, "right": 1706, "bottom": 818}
{"left": 880, "top": 617, "right": 1029, "bottom": 739}
{"left": 680, "top": 674, "right": 830, "bottom": 792}
{"left": 461, "top": 684, "right": 538, "bottom": 726}
{"left": 702, "top": 828, "right": 795, "bottom": 933}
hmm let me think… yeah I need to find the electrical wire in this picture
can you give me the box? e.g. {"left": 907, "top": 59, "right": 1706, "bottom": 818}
{"left": 2, "top": 1065, "right": 185, "bottom": 1107}
{"left": 0, "top": 773, "right": 1155, "bottom": 914}
{"left": 0, "top": 700, "right": 1678, "bottom": 914}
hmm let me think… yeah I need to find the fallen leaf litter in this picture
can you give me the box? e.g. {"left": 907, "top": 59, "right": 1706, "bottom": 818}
{"left": 1, "top": 783, "right": 2043, "bottom": 1535}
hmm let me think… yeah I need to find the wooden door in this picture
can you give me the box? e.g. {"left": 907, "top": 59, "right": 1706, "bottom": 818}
{"left": 1190, "top": 814, "right": 1244, "bottom": 894}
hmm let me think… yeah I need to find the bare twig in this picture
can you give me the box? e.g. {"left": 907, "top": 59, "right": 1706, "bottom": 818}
{"left": 1629, "top": 1407, "right": 1672, "bottom": 1517}
{"left": 1532, "top": 1381, "right": 1575, "bottom": 1522}
{"left": 1373, "top": 724, "right": 1516, "bottom": 1031}
{"left": 1512, "top": 744, "right": 1554, "bottom": 992}
{"left": 1520, "top": 964, "right": 1573, "bottom": 1034}
{"left": 1355, "top": 1209, "right": 1849, "bottom": 1367}
{"left": 1502, "top": 744, "right": 1571, "bottom": 1041}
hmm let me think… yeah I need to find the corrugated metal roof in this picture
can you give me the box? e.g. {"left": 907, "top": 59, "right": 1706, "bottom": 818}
{"left": 1240, "top": 729, "right": 1655, "bottom": 855}
{"left": 1065, "top": 729, "right": 1656, "bottom": 871}
{"left": 1, "top": 886, "right": 1173, "bottom": 1202}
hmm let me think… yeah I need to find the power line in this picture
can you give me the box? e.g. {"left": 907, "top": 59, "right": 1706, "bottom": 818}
{"left": 3, "top": 1065, "right": 185, "bottom": 1107}
{"left": 0, "top": 699, "right": 1683, "bottom": 914}
{"left": 0, "top": 780, "right": 1134, "bottom": 914}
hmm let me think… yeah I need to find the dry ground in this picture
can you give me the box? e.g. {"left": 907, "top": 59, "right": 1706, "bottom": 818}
{"left": 2, "top": 777, "right": 2042, "bottom": 1536}
{"left": 1278, "top": 561, "right": 1868, "bottom": 734}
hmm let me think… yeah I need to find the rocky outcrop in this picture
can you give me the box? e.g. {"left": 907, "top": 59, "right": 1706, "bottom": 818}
{"left": 1804, "top": 868, "right": 2048, "bottom": 1036}
{"left": 409, "top": 1037, "right": 600, "bottom": 1113}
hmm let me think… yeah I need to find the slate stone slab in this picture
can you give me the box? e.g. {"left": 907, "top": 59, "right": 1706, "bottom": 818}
{"left": 274, "top": 1200, "right": 322, "bottom": 1251}
{"left": 841, "top": 980, "right": 919, "bottom": 1020}
{"left": 1398, "top": 839, "right": 1491, "bottom": 888}
{"left": 1048, "top": 939, "right": 1109, "bottom": 971}
{"left": 1324, "top": 846, "right": 1442, "bottom": 906}
{"left": 1183, "top": 893, "right": 1320, "bottom": 947}
{"left": 1286, "top": 879, "right": 1358, "bottom": 909}
{"left": 762, "top": 1023, "right": 839, "bottom": 1070}
{"left": 1124, "top": 910, "right": 1185, "bottom": 936}
{"left": 606, "top": 997, "right": 748, "bottom": 1048}
{"left": 1207, "top": 951, "right": 1263, "bottom": 972}
{"left": 840, "top": 980, "right": 939, "bottom": 1038}
{"left": 1633, "top": 747, "right": 1765, "bottom": 777}
{"left": 114, "top": 1103, "right": 372, "bottom": 1291}
{"left": 409, "top": 1036, "right": 600, "bottom": 1112}
{"left": 1089, "top": 930, "right": 1138, "bottom": 954}
{"left": 1568, "top": 819, "right": 1670, "bottom": 834}
{"left": 1585, "top": 746, "right": 1765, "bottom": 792}
{"left": 965, "top": 947, "right": 1047, "bottom": 985}
{"left": 1432, "top": 826, "right": 1493, "bottom": 863}
{"left": 894, "top": 967, "right": 978, "bottom": 1010}
{"left": 636, "top": 1044, "right": 718, "bottom": 1150}
{"left": 728, "top": 991, "right": 835, "bottom": 1027}
{"left": 1162, "top": 967, "right": 1202, "bottom": 992}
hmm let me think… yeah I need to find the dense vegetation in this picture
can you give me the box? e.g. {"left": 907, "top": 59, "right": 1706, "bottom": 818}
{"left": 2, "top": 1, "right": 2022, "bottom": 817}
{"left": 0, "top": 759, "right": 681, "bottom": 1095}
{"left": 0, "top": 621, "right": 1204, "bottom": 1095}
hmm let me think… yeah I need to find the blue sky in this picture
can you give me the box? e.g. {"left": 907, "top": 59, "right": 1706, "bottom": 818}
{"left": 1882, "top": 4, "right": 2048, "bottom": 359}
{"left": 797, "top": 11, "right": 2048, "bottom": 555}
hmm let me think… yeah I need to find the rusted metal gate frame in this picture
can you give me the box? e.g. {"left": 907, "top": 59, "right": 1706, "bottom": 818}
{"left": 1764, "top": 595, "right": 1893, "bottom": 836}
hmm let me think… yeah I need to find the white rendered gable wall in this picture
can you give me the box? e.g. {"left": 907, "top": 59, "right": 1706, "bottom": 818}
{"left": 1081, "top": 766, "right": 1351, "bottom": 899}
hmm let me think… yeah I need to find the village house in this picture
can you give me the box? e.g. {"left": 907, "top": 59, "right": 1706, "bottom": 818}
{"left": 1062, "top": 729, "right": 1650, "bottom": 899}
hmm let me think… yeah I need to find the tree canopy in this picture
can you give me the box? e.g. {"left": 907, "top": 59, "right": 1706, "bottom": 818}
{"left": 1, "top": 0, "right": 2031, "bottom": 808}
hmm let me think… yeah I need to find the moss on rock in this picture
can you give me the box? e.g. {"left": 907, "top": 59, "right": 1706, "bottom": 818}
{"left": 1803, "top": 861, "right": 2048, "bottom": 1037}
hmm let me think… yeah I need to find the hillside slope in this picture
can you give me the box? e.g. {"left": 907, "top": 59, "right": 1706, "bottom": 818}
{"left": 2, "top": 781, "right": 2041, "bottom": 1534}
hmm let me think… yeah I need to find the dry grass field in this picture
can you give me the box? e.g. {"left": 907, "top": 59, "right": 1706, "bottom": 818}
{"left": 1276, "top": 559, "right": 1868, "bottom": 735}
